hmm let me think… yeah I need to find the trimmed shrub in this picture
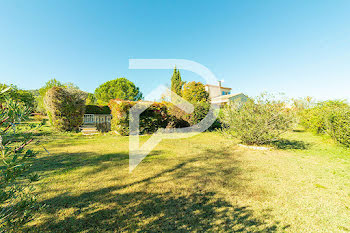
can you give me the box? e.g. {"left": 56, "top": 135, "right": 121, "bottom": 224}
{"left": 85, "top": 105, "right": 111, "bottom": 114}
{"left": 220, "top": 96, "right": 294, "bottom": 145}
{"left": 109, "top": 100, "right": 168, "bottom": 136}
{"left": 45, "top": 87, "right": 85, "bottom": 131}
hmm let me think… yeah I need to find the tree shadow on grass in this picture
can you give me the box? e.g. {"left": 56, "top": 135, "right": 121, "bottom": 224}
{"left": 31, "top": 150, "right": 163, "bottom": 176}
{"left": 270, "top": 139, "right": 309, "bottom": 150}
{"left": 24, "top": 190, "right": 284, "bottom": 232}
{"left": 24, "top": 146, "right": 288, "bottom": 232}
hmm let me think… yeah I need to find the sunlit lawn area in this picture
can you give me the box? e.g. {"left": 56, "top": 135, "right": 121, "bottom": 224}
{"left": 23, "top": 128, "right": 350, "bottom": 232}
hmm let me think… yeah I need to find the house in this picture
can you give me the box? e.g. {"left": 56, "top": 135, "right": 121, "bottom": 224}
{"left": 205, "top": 81, "right": 232, "bottom": 99}
{"left": 205, "top": 81, "right": 247, "bottom": 106}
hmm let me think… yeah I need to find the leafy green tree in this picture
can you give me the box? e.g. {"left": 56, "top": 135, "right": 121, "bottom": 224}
{"left": 94, "top": 78, "right": 143, "bottom": 104}
{"left": 0, "top": 84, "right": 35, "bottom": 109}
{"left": 86, "top": 93, "right": 97, "bottom": 105}
{"left": 171, "top": 67, "right": 184, "bottom": 98}
{"left": 181, "top": 81, "right": 209, "bottom": 103}
{"left": 0, "top": 91, "right": 42, "bottom": 231}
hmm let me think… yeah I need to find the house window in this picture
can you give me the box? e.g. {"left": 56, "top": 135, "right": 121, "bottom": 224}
{"left": 222, "top": 91, "right": 225, "bottom": 95}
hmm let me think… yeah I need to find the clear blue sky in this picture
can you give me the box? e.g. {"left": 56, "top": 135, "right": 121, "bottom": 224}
{"left": 1, "top": 0, "right": 350, "bottom": 100}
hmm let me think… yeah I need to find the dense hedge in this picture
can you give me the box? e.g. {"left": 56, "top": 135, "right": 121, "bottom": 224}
{"left": 299, "top": 101, "right": 348, "bottom": 134}
{"left": 300, "top": 100, "right": 350, "bottom": 147}
{"left": 85, "top": 105, "right": 111, "bottom": 114}
{"left": 109, "top": 100, "right": 169, "bottom": 135}
{"left": 109, "top": 100, "right": 212, "bottom": 136}
{"left": 326, "top": 109, "right": 350, "bottom": 147}
{"left": 45, "top": 87, "right": 85, "bottom": 131}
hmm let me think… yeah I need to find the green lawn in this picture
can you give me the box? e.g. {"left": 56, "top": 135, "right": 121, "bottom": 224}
{"left": 23, "top": 128, "right": 350, "bottom": 232}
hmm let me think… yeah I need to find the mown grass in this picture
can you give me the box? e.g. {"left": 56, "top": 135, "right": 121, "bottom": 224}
{"left": 21, "top": 126, "right": 350, "bottom": 232}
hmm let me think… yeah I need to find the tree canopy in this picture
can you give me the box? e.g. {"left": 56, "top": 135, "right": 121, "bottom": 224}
{"left": 0, "top": 84, "right": 35, "bottom": 109}
{"left": 94, "top": 78, "right": 143, "bottom": 104}
{"left": 181, "top": 81, "right": 209, "bottom": 103}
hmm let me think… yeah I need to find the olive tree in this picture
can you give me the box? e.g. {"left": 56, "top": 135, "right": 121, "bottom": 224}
{"left": 220, "top": 94, "right": 294, "bottom": 145}
{"left": 0, "top": 91, "right": 41, "bottom": 232}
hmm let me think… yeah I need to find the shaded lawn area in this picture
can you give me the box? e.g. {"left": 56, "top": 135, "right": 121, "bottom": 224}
{"left": 23, "top": 130, "right": 350, "bottom": 232}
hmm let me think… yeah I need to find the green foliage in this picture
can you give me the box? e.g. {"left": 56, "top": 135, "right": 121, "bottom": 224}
{"left": 95, "top": 78, "right": 143, "bottom": 104}
{"left": 299, "top": 99, "right": 350, "bottom": 147}
{"left": 109, "top": 100, "right": 168, "bottom": 136}
{"left": 170, "top": 67, "right": 185, "bottom": 98}
{"left": 181, "top": 81, "right": 209, "bottom": 103}
{"left": 45, "top": 87, "right": 86, "bottom": 131}
{"left": 168, "top": 102, "right": 211, "bottom": 126}
{"left": 166, "top": 105, "right": 191, "bottom": 128}
{"left": 220, "top": 94, "right": 294, "bottom": 145}
{"left": 86, "top": 93, "right": 97, "bottom": 105}
{"left": 326, "top": 108, "right": 350, "bottom": 147}
{"left": 0, "top": 84, "right": 35, "bottom": 109}
{"left": 299, "top": 100, "right": 349, "bottom": 134}
{"left": 109, "top": 99, "right": 214, "bottom": 135}
{"left": 85, "top": 105, "right": 111, "bottom": 115}
{"left": 109, "top": 100, "right": 133, "bottom": 136}
{"left": 0, "top": 94, "right": 41, "bottom": 232}
{"left": 188, "top": 102, "right": 211, "bottom": 125}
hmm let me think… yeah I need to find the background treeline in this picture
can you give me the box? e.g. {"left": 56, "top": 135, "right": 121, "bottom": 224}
{"left": 1, "top": 73, "right": 350, "bottom": 148}
{"left": 0, "top": 67, "right": 213, "bottom": 133}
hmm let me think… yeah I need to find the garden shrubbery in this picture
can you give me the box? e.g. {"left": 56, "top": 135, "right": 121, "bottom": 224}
{"left": 220, "top": 95, "right": 294, "bottom": 145}
{"left": 299, "top": 100, "right": 348, "bottom": 134}
{"left": 45, "top": 87, "right": 86, "bottom": 131}
{"left": 167, "top": 102, "right": 211, "bottom": 127}
{"left": 326, "top": 109, "right": 350, "bottom": 147}
{"left": 85, "top": 105, "right": 111, "bottom": 115}
{"left": 109, "top": 100, "right": 169, "bottom": 136}
{"left": 299, "top": 100, "right": 350, "bottom": 147}
{"left": 109, "top": 100, "right": 212, "bottom": 135}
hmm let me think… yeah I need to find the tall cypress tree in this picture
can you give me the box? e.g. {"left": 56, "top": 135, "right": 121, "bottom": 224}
{"left": 171, "top": 67, "right": 184, "bottom": 97}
